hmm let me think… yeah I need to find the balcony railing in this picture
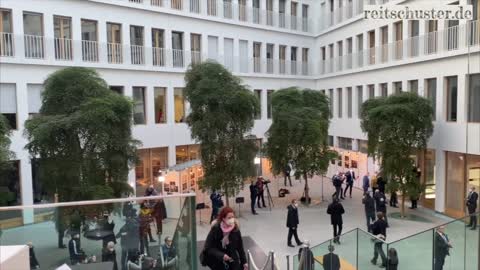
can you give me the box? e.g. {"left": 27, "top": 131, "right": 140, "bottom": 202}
{"left": 152, "top": 47, "right": 166, "bottom": 66}
{"left": 207, "top": 0, "right": 217, "bottom": 16}
{"left": 238, "top": 4, "right": 247, "bottom": 21}
{"left": 424, "top": 31, "right": 438, "bottom": 55}
{"left": 54, "top": 38, "right": 73, "bottom": 60}
{"left": 291, "top": 15, "right": 297, "bottom": 30}
{"left": 279, "top": 59, "right": 286, "bottom": 74}
{"left": 172, "top": 49, "right": 184, "bottom": 67}
{"left": 253, "top": 57, "right": 261, "bottom": 73}
{"left": 0, "top": 32, "right": 14, "bottom": 57}
{"left": 279, "top": 13, "right": 286, "bottom": 28}
{"left": 224, "top": 1, "right": 233, "bottom": 19}
{"left": 107, "top": 42, "right": 123, "bottom": 63}
{"left": 380, "top": 44, "right": 388, "bottom": 63}
{"left": 24, "top": 34, "right": 44, "bottom": 59}
{"left": 444, "top": 24, "right": 460, "bottom": 51}
{"left": 291, "top": 60, "right": 297, "bottom": 74}
{"left": 266, "top": 10, "right": 274, "bottom": 26}
{"left": 301, "top": 61, "right": 308, "bottom": 75}
{"left": 191, "top": 50, "right": 201, "bottom": 65}
{"left": 82, "top": 40, "right": 99, "bottom": 62}
{"left": 252, "top": 7, "right": 260, "bottom": 24}
{"left": 151, "top": 0, "right": 164, "bottom": 7}
{"left": 131, "top": 44, "right": 145, "bottom": 65}
{"left": 408, "top": 36, "right": 420, "bottom": 57}
{"left": 190, "top": 0, "right": 200, "bottom": 13}
{"left": 171, "top": 0, "right": 183, "bottom": 10}
{"left": 266, "top": 58, "right": 273, "bottom": 74}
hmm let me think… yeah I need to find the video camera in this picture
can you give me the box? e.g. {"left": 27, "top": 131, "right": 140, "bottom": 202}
{"left": 262, "top": 179, "right": 271, "bottom": 185}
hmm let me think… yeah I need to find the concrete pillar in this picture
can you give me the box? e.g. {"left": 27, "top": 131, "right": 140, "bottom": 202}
{"left": 218, "top": 35, "right": 225, "bottom": 65}
{"left": 285, "top": 0, "right": 291, "bottom": 29}
{"left": 233, "top": 38, "right": 240, "bottom": 72}
{"left": 418, "top": 78, "right": 425, "bottom": 97}
{"left": 273, "top": 43, "right": 279, "bottom": 74}
{"left": 247, "top": 40, "right": 253, "bottom": 73}
{"left": 362, "top": 31, "right": 368, "bottom": 66}
{"left": 72, "top": 15, "right": 83, "bottom": 63}
{"left": 43, "top": 12, "right": 55, "bottom": 62}
{"left": 262, "top": 89, "right": 268, "bottom": 120}
{"left": 168, "top": 145, "right": 176, "bottom": 167}
{"left": 184, "top": 31, "right": 191, "bottom": 65}
{"left": 145, "top": 26, "right": 153, "bottom": 68}
{"left": 272, "top": 0, "right": 279, "bottom": 27}
{"left": 402, "top": 20, "right": 409, "bottom": 58}
{"left": 164, "top": 30, "right": 173, "bottom": 67}
{"left": 145, "top": 86, "right": 155, "bottom": 125}
{"left": 436, "top": 76, "right": 444, "bottom": 122}
{"left": 97, "top": 19, "right": 108, "bottom": 63}
{"left": 166, "top": 86, "right": 175, "bottom": 125}
{"left": 12, "top": 9, "right": 25, "bottom": 60}
{"left": 418, "top": 20, "right": 426, "bottom": 57}
{"left": 435, "top": 149, "right": 446, "bottom": 213}
{"left": 122, "top": 23, "right": 131, "bottom": 64}
{"left": 457, "top": 74, "right": 467, "bottom": 123}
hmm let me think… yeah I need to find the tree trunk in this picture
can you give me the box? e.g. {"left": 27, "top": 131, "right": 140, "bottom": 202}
{"left": 401, "top": 190, "right": 406, "bottom": 218}
{"left": 225, "top": 186, "right": 230, "bottom": 207}
{"left": 303, "top": 173, "right": 310, "bottom": 205}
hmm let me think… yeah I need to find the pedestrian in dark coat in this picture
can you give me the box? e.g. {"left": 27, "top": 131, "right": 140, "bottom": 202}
{"left": 210, "top": 190, "right": 223, "bottom": 223}
{"left": 297, "top": 241, "right": 315, "bottom": 270}
{"left": 322, "top": 245, "right": 340, "bottom": 270}
{"left": 387, "top": 248, "right": 399, "bottom": 270}
{"left": 286, "top": 199, "right": 303, "bottom": 247}
{"left": 249, "top": 180, "right": 258, "bottom": 215}
{"left": 374, "top": 190, "right": 388, "bottom": 226}
{"left": 362, "top": 190, "right": 376, "bottom": 233}
{"left": 332, "top": 172, "right": 344, "bottom": 200}
{"left": 152, "top": 199, "right": 167, "bottom": 235}
{"left": 256, "top": 177, "right": 266, "bottom": 208}
{"left": 371, "top": 212, "right": 388, "bottom": 268}
{"left": 466, "top": 186, "right": 478, "bottom": 230}
{"left": 434, "top": 226, "right": 451, "bottom": 270}
{"left": 377, "top": 175, "right": 386, "bottom": 194}
{"left": 116, "top": 216, "right": 140, "bottom": 270}
{"left": 284, "top": 164, "right": 293, "bottom": 187}
{"left": 327, "top": 197, "right": 345, "bottom": 244}
{"left": 203, "top": 207, "right": 247, "bottom": 270}
{"left": 362, "top": 173, "right": 370, "bottom": 194}
{"left": 102, "top": 241, "right": 118, "bottom": 270}
{"left": 343, "top": 170, "right": 355, "bottom": 198}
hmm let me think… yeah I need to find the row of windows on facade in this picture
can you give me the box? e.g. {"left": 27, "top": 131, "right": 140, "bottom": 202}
{"left": 323, "top": 74, "right": 480, "bottom": 123}
{"left": 0, "top": 85, "right": 276, "bottom": 130}
{"left": 0, "top": 10, "right": 310, "bottom": 63}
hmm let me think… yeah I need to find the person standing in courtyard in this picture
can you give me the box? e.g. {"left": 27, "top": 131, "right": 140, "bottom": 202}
{"left": 332, "top": 172, "right": 344, "bottom": 200}
{"left": 286, "top": 199, "right": 303, "bottom": 247}
{"left": 322, "top": 245, "right": 340, "bottom": 270}
{"left": 362, "top": 190, "right": 376, "bottom": 233}
{"left": 327, "top": 197, "right": 345, "bottom": 244}
{"left": 387, "top": 248, "right": 399, "bottom": 270}
{"left": 374, "top": 190, "right": 388, "bottom": 227}
{"left": 343, "top": 169, "right": 355, "bottom": 199}
{"left": 210, "top": 189, "right": 224, "bottom": 223}
{"left": 202, "top": 207, "right": 247, "bottom": 270}
{"left": 362, "top": 172, "right": 370, "bottom": 194}
{"left": 297, "top": 241, "right": 315, "bottom": 270}
{"left": 434, "top": 225, "right": 451, "bottom": 270}
{"left": 284, "top": 163, "right": 293, "bottom": 187}
{"left": 249, "top": 180, "right": 258, "bottom": 215}
{"left": 256, "top": 176, "right": 266, "bottom": 208}
{"left": 371, "top": 212, "right": 387, "bottom": 268}
{"left": 377, "top": 174, "right": 386, "bottom": 194}
{"left": 466, "top": 186, "right": 478, "bottom": 230}
{"left": 371, "top": 172, "right": 378, "bottom": 194}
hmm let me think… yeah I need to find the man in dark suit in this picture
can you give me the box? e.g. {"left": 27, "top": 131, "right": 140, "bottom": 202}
{"left": 343, "top": 169, "right": 355, "bottom": 198}
{"left": 286, "top": 199, "right": 303, "bottom": 247}
{"left": 323, "top": 245, "right": 340, "bottom": 270}
{"left": 249, "top": 180, "right": 258, "bottom": 215}
{"left": 327, "top": 197, "right": 345, "bottom": 244}
{"left": 434, "top": 226, "right": 451, "bottom": 270}
{"left": 466, "top": 186, "right": 478, "bottom": 230}
{"left": 284, "top": 163, "right": 293, "bottom": 187}
{"left": 298, "top": 241, "right": 314, "bottom": 270}
{"left": 374, "top": 190, "right": 388, "bottom": 227}
{"left": 371, "top": 212, "right": 387, "bottom": 268}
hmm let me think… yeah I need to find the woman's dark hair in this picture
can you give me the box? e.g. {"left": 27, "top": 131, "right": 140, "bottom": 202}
{"left": 388, "top": 248, "right": 397, "bottom": 257}
{"left": 216, "top": 206, "right": 234, "bottom": 223}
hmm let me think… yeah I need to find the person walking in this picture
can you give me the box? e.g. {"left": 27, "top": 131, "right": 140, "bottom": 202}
{"left": 434, "top": 226, "right": 451, "bottom": 270}
{"left": 249, "top": 180, "right": 258, "bottom": 215}
{"left": 256, "top": 176, "right": 266, "bottom": 208}
{"left": 210, "top": 190, "right": 224, "bottom": 223}
{"left": 390, "top": 189, "right": 398, "bottom": 208}
{"left": 362, "top": 190, "right": 376, "bottom": 233}
{"left": 377, "top": 175, "right": 386, "bottom": 194}
{"left": 284, "top": 163, "right": 293, "bottom": 187}
{"left": 332, "top": 172, "right": 344, "bottom": 200}
{"left": 287, "top": 199, "right": 303, "bottom": 247}
{"left": 327, "top": 197, "right": 345, "bottom": 244}
{"left": 322, "top": 245, "right": 340, "bottom": 270}
{"left": 343, "top": 169, "right": 355, "bottom": 198}
{"left": 116, "top": 216, "right": 140, "bottom": 270}
{"left": 202, "top": 207, "right": 247, "bottom": 270}
{"left": 371, "top": 172, "right": 378, "bottom": 194}
{"left": 371, "top": 212, "right": 387, "bottom": 268}
{"left": 466, "top": 186, "right": 478, "bottom": 230}
{"left": 362, "top": 173, "right": 370, "bottom": 194}
{"left": 374, "top": 190, "right": 388, "bottom": 227}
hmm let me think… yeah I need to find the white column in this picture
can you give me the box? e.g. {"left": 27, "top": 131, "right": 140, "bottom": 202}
{"left": 184, "top": 32, "right": 192, "bottom": 66}
{"left": 273, "top": 43, "right": 279, "bottom": 74}
{"left": 233, "top": 38, "right": 240, "bottom": 72}
{"left": 12, "top": 9, "right": 25, "bottom": 60}
{"left": 418, "top": 78, "right": 425, "bottom": 97}
{"left": 418, "top": 20, "right": 426, "bottom": 57}
{"left": 98, "top": 19, "right": 108, "bottom": 63}
{"left": 165, "top": 30, "right": 173, "bottom": 67}
{"left": 246, "top": 0, "right": 253, "bottom": 22}
{"left": 145, "top": 27, "right": 153, "bottom": 68}
{"left": 285, "top": 0, "right": 291, "bottom": 29}
{"left": 261, "top": 89, "right": 268, "bottom": 120}
{"left": 260, "top": 42, "right": 265, "bottom": 73}
{"left": 402, "top": 80, "right": 408, "bottom": 93}
{"left": 247, "top": 40, "right": 253, "bottom": 73}
{"left": 457, "top": 74, "right": 467, "bottom": 123}
{"left": 201, "top": 34, "right": 209, "bottom": 61}
{"left": 43, "top": 12, "right": 55, "bottom": 62}
{"left": 72, "top": 16, "right": 83, "bottom": 63}
{"left": 387, "top": 22, "right": 394, "bottom": 61}
{"left": 436, "top": 76, "right": 443, "bottom": 122}
{"left": 218, "top": 0, "right": 224, "bottom": 18}
{"left": 272, "top": 0, "right": 279, "bottom": 27}
{"left": 402, "top": 20, "right": 409, "bottom": 58}
{"left": 167, "top": 86, "right": 175, "bottom": 125}
{"left": 259, "top": 0, "right": 266, "bottom": 25}
{"left": 146, "top": 86, "right": 155, "bottom": 125}
{"left": 218, "top": 35, "right": 225, "bottom": 65}
{"left": 362, "top": 31, "right": 368, "bottom": 66}
{"left": 285, "top": 46, "right": 291, "bottom": 74}
{"left": 374, "top": 27, "right": 381, "bottom": 65}
{"left": 168, "top": 146, "right": 176, "bottom": 167}
{"left": 122, "top": 24, "right": 131, "bottom": 64}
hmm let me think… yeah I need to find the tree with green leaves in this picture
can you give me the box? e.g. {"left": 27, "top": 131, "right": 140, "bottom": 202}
{"left": 184, "top": 61, "right": 259, "bottom": 206}
{"left": 264, "top": 87, "right": 337, "bottom": 204}
{"left": 361, "top": 92, "right": 434, "bottom": 217}
{"left": 0, "top": 114, "right": 14, "bottom": 170}
{"left": 24, "top": 67, "right": 140, "bottom": 202}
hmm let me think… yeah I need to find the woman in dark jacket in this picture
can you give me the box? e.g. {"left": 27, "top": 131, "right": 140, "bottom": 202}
{"left": 387, "top": 248, "right": 398, "bottom": 270}
{"left": 326, "top": 197, "right": 345, "bottom": 244}
{"left": 203, "top": 206, "right": 247, "bottom": 270}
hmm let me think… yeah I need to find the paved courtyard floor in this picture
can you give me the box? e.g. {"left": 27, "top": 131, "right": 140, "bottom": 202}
{"left": 195, "top": 175, "right": 477, "bottom": 270}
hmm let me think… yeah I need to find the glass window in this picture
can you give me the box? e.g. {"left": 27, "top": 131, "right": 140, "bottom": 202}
{"left": 338, "top": 137, "right": 353, "bottom": 150}
{"left": 23, "top": 12, "right": 43, "bottom": 36}
{"left": 132, "top": 87, "right": 146, "bottom": 125}
{"left": 409, "top": 80, "right": 418, "bottom": 94}
{"left": 380, "top": 83, "right": 388, "bottom": 97}
{"left": 424, "top": 149, "right": 436, "bottom": 201}
{"left": 154, "top": 87, "right": 167, "bottom": 124}
{"left": 81, "top": 19, "right": 97, "bottom": 41}
{"left": 130, "top": 25, "right": 144, "bottom": 46}
{"left": 446, "top": 76, "right": 458, "bottom": 122}
{"left": 109, "top": 86, "right": 124, "bottom": 95}
{"left": 394, "top": 81, "right": 402, "bottom": 94}
{"left": 328, "top": 135, "right": 334, "bottom": 147}
{"left": 1, "top": 9, "right": 12, "bottom": 33}
{"left": 176, "top": 144, "right": 200, "bottom": 164}
{"left": 426, "top": 78, "right": 437, "bottom": 121}
{"left": 27, "top": 84, "right": 43, "bottom": 117}
{"left": 357, "top": 86, "right": 363, "bottom": 118}
{"left": 53, "top": 16, "right": 71, "bottom": 39}
{"left": 254, "top": 89, "right": 262, "bottom": 120}
{"left": 31, "top": 159, "right": 53, "bottom": 204}
{"left": 152, "top": 28, "right": 164, "bottom": 48}
{"left": 445, "top": 152, "right": 465, "bottom": 217}
{"left": 174, "top": 88, "right": 186, "bottom": 123}
{"left": 0, "top": 161, "right": 20, "bottom": 206}
{"left": 468, "top": 73, "right": 480, "bottom": 122}
{"left": 347, "top": 87, "right": 352, "bottom": 118}
{"left": 358, "top": 140, "right": 368, "bottom": 154}
{"left": 172, "top": 31, "right": 183, "bottom": 50}
{"left": 368, "top": 84, "right": 375, "bottom": 99}
{"left": 135, "top": 148, "right": 168, "bottom": 196}
{"left": 0, "top": 83, "right": 17, "bottom": 129}
{"left": 267, "top": 90, "right": 274, "bottom": 119}
{"left": 107, "top": 22, "right": 121, "bottom": 44}
{"left": 337, "top": 88, "right": 343, "bottom": 118}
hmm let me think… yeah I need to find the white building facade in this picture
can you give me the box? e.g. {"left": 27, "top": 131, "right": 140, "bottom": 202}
{"left": 0, "top": 0, "right": 479, "bottom": 224}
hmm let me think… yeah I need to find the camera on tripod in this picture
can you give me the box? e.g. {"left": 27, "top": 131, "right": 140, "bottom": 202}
{"left": 262, "top": 179, "right": 271, "bottom": 185}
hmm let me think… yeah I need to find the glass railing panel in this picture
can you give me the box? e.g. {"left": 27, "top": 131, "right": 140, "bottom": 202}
{"left": 0, "top": 194, "right": 195, "bottom": 270}
{"left": 388, "top": 229, "right": 434, "bottom": 270}
{"left": 441, "top": 218, "right": 466, "bottom": 270}
{"left": 466, "top": 212, "right": 479, "bottom": 270}
{"left": 357, "top": 228, "right": 385, "bottom": 270}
